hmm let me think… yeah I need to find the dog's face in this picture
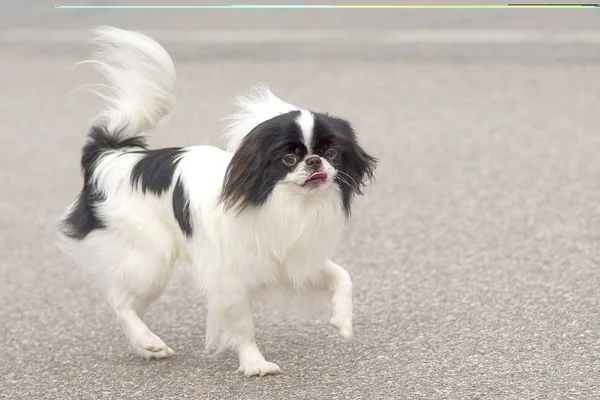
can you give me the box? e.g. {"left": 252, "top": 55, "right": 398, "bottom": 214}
{"left": 220, "top": 110, "right": 377, "bottom": 216}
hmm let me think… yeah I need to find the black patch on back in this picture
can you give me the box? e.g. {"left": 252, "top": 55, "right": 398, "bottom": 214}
{"left": 130, "top": 148, "right": 185, "bottom": 195}
{"left": 62, "top": 124, "right": 148, "bottom": 240}
{"left": 172, "top": 179, "right": 193, "bottom": 237}
{"left": 220, "top": 110, "right": 305, "bottom": 213}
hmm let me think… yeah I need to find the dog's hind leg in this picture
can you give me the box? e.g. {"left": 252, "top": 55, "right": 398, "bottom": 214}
{"left": 105, "top": 248, "right": 177, "bottom": 360}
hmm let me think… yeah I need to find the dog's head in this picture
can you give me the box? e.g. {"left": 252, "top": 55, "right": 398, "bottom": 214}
{"left": 220, "top": 107, "right": 377, "bottom": 217}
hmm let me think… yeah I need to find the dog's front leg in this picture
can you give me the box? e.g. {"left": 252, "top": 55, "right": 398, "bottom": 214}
{"left": 206, "top": 288, "right": 280, "bottom": 377}
{"left": 323, "top": 259, "right": 354, "bottom": 340}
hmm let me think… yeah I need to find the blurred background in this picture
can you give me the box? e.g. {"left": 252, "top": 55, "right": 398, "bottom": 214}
{"left": 3, "top": 0, "right": 600, "bottom": 61}
{"left": 1, "top": 1, "right": 599, "bottom": 399}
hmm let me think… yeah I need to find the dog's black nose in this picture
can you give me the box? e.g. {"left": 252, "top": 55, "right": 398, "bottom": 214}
{"left": 305, "top": 156, "right": 322, "bottom": 169}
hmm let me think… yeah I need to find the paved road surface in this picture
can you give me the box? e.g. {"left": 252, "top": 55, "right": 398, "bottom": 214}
{"left": 1, "top": 3, "right": 599, "bottom": 400}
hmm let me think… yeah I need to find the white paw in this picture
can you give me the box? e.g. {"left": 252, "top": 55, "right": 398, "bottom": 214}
{"left": 329, "top": 315, "right": 353, "bottom": 340}
{"left": 134, "top": 331, "right": 175, "bottom": 360}
{"left": 238, "top": 361, "right": 281, "bottom": 377}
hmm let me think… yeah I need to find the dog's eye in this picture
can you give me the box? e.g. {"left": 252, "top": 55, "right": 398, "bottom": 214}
{"left": 282, "top": 154, "right": 298, "bottom": 166}
{"left": 325, "top": 148, "right": 337, "bottom": 159}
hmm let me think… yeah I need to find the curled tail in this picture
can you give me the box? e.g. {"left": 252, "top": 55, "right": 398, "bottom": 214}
{"left": 81, "top": 26, "right": 177, "bottom": 149}
{"left": 60, "top": 27, "right": 178, "bottom": 241}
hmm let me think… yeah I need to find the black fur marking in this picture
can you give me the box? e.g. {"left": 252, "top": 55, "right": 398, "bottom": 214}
{"left": 172, "top": 179, "right": 193, "bottom": 237}
{"left": 130, "top": 148, "right": 186, "bottom": 195}
{"left": 82, "top": 125, "right": 148, "bottom": 182}
{"left": 61, "top": 124, "right": 148, "bottom": 240}
{"left": 220, "top": 110, "right": 305, "bottom": 213}
{"left": 311, "top": 113, "right": 377, "bottom": 217}
{"left": 62, "top": 187, "right": 106, "bottom": 240}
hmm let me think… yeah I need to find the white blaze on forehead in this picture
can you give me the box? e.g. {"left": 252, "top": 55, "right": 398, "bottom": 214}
{"left": 295, "top": 109, "right": 315, "bottom": 148}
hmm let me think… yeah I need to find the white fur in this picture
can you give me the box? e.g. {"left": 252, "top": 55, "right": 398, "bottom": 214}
{"left": 80, "top": 25, "right": 177, "bottom": 138}
{"left": 60, "top": 27, "right": 353, "bottom": 376}
{"left": 296, "top": 109, "right": 315, "bottom": 146}
{"left": 222, "top": 84, "right": 299, "bottom": 152}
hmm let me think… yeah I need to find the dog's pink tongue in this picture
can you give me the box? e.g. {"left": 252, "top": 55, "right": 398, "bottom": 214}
{"left": 307, "top": 171, "right": 327, "bottom": 182}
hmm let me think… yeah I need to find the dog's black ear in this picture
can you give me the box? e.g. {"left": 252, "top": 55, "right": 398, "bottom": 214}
{"left": 342, "top": 132, "right": 377, "bottom": 195}
{"left": 330, "top": 118, "right": 378, "bottom": 215}
{"left": 220, "top": 116, "right": 298, "bottom": 213}
{"left": 220, "top": 130, "right": 266, "bottom": 213}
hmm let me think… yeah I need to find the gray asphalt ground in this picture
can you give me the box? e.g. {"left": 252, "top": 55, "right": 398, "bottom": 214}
{"left": 2, "top": 2, "right": 600, "bottom": 399}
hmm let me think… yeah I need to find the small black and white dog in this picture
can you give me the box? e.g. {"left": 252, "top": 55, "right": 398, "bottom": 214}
{"left": 59, "top": 26, "right": 377, "bottom": 376}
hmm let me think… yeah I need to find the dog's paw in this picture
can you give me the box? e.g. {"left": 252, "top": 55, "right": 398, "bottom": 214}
{"left": 329, "top": 315, "right": 353, "bottom": 341}
{"left": 238, "top": 361, "right": 281, "bottom": 377}
{"left": 134, "top": 331, "right": 175, "bottom": 360}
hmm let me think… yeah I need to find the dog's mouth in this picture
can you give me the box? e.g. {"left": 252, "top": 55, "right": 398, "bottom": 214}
{"left": 303, "top": 171, "right": 328, "bottom": 187}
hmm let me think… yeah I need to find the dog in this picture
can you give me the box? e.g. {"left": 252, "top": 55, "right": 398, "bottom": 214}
{"left": 58, "top": 26, "right": 377, "bottom": 376}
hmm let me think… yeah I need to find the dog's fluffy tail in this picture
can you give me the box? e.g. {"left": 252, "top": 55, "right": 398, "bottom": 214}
{"left": 221, "top": 85, "right": 299, "bottom": 153}
{"left": 81, "top": 26, "right": 177, "bottom": 145}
